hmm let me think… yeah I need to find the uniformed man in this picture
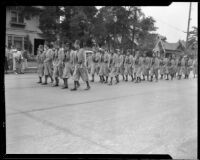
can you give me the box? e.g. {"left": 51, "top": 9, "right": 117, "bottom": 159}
{"left": 36, "top": 45, "right": 45, "bottom": 83}
{"left": 119, "top": 50, "right": 125, "bottom": 81}
{"left": 62, "top": 43, "right": 73, "bottom": 89}
{"left": 149, "top": 53, "right": 159, "bottom": 82}
{"left": 184, "top": 56, "right": 190, "bottom": 79}
{"left": 159, "top": 56, "right": 165, "bottom": 79}
{"left": 124, "top": 51, "right": 134, "bottom": 82}
{"left": 177, "top": 56, "right": 182, "bottom": 80}
{"left": 180, "top": 56, "right": 186, "bottom": 79}
{"left": 169, "top": 55, "right": 176, "bottom": 80}
{"left": 163, "top": 56, "right": 169, "bottom": 80}
{"left": 52, "top": 43, "right": 60, "bottom": 87}
{"left": 98, "top": 49, "right": 106, "bottom": 83}
{"left": 187, "top": 56, "right": 193, "bottom": 79}
{"left": 103, "top": 49, "right": 110, "bottom": 83}
{"left": 71, "top": 40, "right": 90, "bottom": 91}
{"left": 90, "top": 47, "right": 100, "bottom": 82}
{"left": 42, "top": 43, "right": 54, "bottom": 85}
{"left": 192, "top": 57, "right": 197, "bottom": 78}
{"left": 137, "top": 52, "right": 143, "bottom": 82}
{"left": 108, "top": 50, "right": 119, "bottom": 85}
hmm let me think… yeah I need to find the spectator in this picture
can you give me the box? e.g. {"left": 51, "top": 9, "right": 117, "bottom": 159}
{"left": 21, "top": 50, "right": 28, "bottom": 74}
{"left": 14, "top": 48, "right": 23, "bottom": 74}
{"left": 11, "top": 46, "right": 18, "bottom": 73}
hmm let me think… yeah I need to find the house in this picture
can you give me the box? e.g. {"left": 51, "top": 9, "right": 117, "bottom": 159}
{"left": 153, "top": 35, "right": 186, "bottom": 58}
{"left": 6, "top": 6, "right": 45, "bottom": 55}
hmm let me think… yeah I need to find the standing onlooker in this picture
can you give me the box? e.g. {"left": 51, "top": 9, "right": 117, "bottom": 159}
{"left": 21, "top": 50, "right": 28, "bottom": 74}
{"left": 5, "top": 45, "right": 9, "bottom": 74}
{"left": 12, "top": 46, "right": 18, "bottom": 74}
{"left": 15, "top": 48, "right": 23, "bottom": 74}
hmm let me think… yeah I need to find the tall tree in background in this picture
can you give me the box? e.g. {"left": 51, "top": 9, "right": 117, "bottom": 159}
{"left": 187, "top": 26, "right": 198, "bottom": 49}
{"left": 39, "top": 6, "right": 61, "bottom": 42}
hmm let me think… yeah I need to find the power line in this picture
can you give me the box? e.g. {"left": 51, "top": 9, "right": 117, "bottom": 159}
{"left": 155, "top": 18, "right": 186, "bottom": 33}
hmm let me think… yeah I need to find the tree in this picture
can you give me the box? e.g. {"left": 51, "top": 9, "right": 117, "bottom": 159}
{"left": 39, "top": 6, "right": 61, "bottom": 42}
{"left": 187, "top": 26, "right": 198, "bottom": 49}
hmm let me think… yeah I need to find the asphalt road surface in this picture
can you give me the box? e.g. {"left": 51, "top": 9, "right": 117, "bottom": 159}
{"left": 5, "top": 73, "right": 197, "bottom": 159}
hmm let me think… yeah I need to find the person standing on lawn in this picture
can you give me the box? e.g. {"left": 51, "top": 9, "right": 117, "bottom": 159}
{"left": 21, "top": 49, "right": 28, "bottom": 74}
{"left": 52, "top": 43, "right": 60, "bottom": 87}
{"left": 103, "top": 49, "right": 110, "bottom": 83}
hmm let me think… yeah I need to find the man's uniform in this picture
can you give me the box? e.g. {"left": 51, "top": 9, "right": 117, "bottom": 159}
{"left": 192, "top": 58, "right": 197, "bottom": 77}
{"left": 188, "top": 58, "right": 193, "bottom": 77}
{"left": 119, "top": 54, "right": 125, "bottom": 78}
{"left": 150, "top": 57, "right": 159, "bottom": 81}
{"left": 163, "top": 57, "right": 169, "bottom": 76}
{"left": 36, "top": 48, "right": 45, "bottom": 78}
{"left": 104, "top": 51, "right": 110, "bottom": 77}
{"left": 99, "top": 52, "right": 105, "bottom": 77}
{"left": 180, "top": 57, "right": 186, "bottom": 77}
{"left": 159, "top": 58, "right": 165, "bottom": 78}
{"left": 44, "top": 48, "right": 53, "bottom": 77}
{"left": 52, "top": 48, "right": 60, "bottom": 79}
{"left": 62, "top": 49, "right": 73, "bottom": 79}
{"left": 73, "top": 48, "right": 89, "bottom": 82}
{"left": 124, "top": 55, "right": 133, "bottom": 76}
{"left": 57, "top": 47, "right": 64, "bottom": 79}
{"left": 137, "top": 56, "right": 143, "bottom": 79}
{"left": 91, "top": 52, "right": 100, "bottom": 76}
{"left": 184, "top": 58, "right": 190, "bottom": 78}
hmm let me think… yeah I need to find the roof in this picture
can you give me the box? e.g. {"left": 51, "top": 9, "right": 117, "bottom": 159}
{"left": 162, "top": 42, "right": 179, "bottom": 51}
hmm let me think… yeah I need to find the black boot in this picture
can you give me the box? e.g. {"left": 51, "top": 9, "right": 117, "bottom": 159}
{"left": 142, "top": 75, "right": 145, "bottom": 81}
{"left": 77, "top": 81, "right": 80, "bottom": 88}
{"left": 42, "top": 76, "right": 48, "bottom": 85}
{"left": 62, "top": 79, "right": 68, "bottom": 89}
{"left": 102, "top": 76, "right": 105, "bottom": 82}
{"left": 50, "top": 76, "right": 54, "bottom": 83}
{"left": 125, "top": 75, "right": 128, "bottom": 82}
{"left": 122, "top": 75, "right": 125, "bottom": 81}
{"left": 160, "top": 74, "right": 163, "bottom": 80}
{"left": 150, "top": 76, "right": 153, "bottom": 82}
{"left": 135, "top": 77, "right": 138, "bottom": 83}
{"left": 99, "top": 76, "right": 102, "bottom": 83}
{"left": 52, "top": 77, "right": 59, "bottom": 87}
{"left": 166, "top": 74, "right": 169, "bottom": 80}
{"left": 71, "top": 81, "right": 77, "bottom": 91}
{"left": 131, "top": 75, "right": 134, "bottom": 82}
{"left": 147, "top": 75, "right": 149, "bottom": 81}
{"left": 108, "top": 77, "right": 113, "bottom": 85}
{"left": 84, "top": 81, "right": 91, "bottom": 90}
{"left": 37, "top": 77, "right": 42, "bottom": 83}
{"left": 115, "top": 76, "right": 119, "bottom": 84}
{"left": 104, "top": 76, "right": 108, "bottom": 83}
{"left": 90, "top": 74, "right": 94, "bottom": 82}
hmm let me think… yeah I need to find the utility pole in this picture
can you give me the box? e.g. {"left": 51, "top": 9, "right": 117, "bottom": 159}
{"left": 186, "top": 2, "right": 192, "bottom": 50}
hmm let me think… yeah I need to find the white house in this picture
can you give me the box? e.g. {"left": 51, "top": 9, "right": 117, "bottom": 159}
{"left": 6, "top": 6, "right": 45, "bottom": 55}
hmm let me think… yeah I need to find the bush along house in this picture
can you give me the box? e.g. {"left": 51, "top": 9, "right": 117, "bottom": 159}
{"left": 153, "top": 35, "right": 186, "bottom": 58}
{"left": 6, "top": 6, "right": 45, "bottom": 55}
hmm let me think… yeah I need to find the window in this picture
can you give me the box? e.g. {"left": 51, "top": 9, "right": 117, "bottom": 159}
{"left": 8, "top": 36, "right": 12, "bottom": 48}
{"left": 10, "top": 11, "right": 24, "bottom": 23}
{"left": 14, "top": 37, "right": 23, "bottom": 50}
{"left": 11, "top": 11, "right": 17, "bottom": 22}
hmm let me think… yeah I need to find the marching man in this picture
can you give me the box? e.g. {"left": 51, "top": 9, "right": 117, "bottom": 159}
{"left": 42, "top": 43, "right": 54, "bottom": 85}
{"left": 36, "top": 45, "right": 45, "bottom": 83}
{"left": 71, "top": 40, "right": 91, "bottom": 91}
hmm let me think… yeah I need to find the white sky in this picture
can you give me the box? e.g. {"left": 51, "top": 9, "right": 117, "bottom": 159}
{"left": 96, "top": 3, "right": 198, "bottom": 43}
{"left": 141, "top": 2, "right": 198, "bottom": 42}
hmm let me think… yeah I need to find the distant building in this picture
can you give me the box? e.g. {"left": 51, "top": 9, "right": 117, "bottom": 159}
{"left": 6, "top": 6, "right": 45, "bottom": 55}
{"left": 153, "top": 35, "right": 186, "bottom": 57}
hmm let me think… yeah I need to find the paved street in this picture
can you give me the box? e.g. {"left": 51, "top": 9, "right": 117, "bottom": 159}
{"left": 5, "top": 73, "right": 197, "bottom": 158}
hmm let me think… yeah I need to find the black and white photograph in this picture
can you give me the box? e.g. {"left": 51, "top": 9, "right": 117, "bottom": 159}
{"left": 4, "top": 3, "right": 198, "bottom": 159}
